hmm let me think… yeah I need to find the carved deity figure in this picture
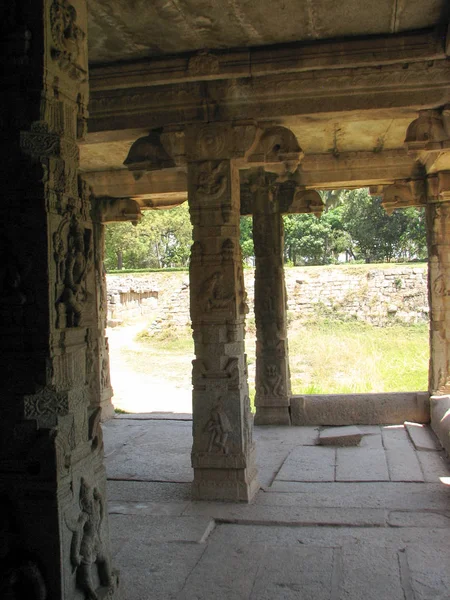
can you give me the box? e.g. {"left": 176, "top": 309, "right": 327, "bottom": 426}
{"left": 198, "top": 271, "right": 234, "bottom": 313}
{"left": 56, "top": 218, "right": 92, "bottom": 328}
{"left": 70, "top": 479, "right": 114, "bottom": 600}
{"left": 205, "top": 398, "right": 232, "bottom": 455}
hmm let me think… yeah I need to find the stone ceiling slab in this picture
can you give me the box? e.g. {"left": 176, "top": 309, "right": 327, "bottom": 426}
{"left": 87, "top": 0, "right": 447, "bottom": 65}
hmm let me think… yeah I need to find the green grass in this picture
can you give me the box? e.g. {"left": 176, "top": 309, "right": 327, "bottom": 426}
{"left": 288, "top": 319, "right": 428, "bottom": 394}
{"left": 128, "top": 317, "right": 429, "bottom": 396}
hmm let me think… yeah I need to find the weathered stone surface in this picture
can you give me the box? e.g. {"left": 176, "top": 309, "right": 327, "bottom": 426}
{"left": 291, "top": 392, "right": 430, "bottom": 426}
{"left": 261, "top": 482, "right": 450, "bottom": 511}
{"left": 405, "top": 421, "right": 442, "bottom": 451}
{"left": 319, "top": 426, "right": 363, "bottom": 446}
{"left": 430, "top": 395, "right": 450, "bottom": 457}
{"left": 276, "top": 446, "right": 336, "bottom": 482}
{"left": 416, "top": 450, "right": 450, "bottom": 483}
{"left": 336, "top": 447, "right": 389, "bottom": 481}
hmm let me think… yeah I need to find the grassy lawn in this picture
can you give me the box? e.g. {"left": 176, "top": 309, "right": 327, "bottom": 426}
{"left": 128, "top": 317, "right": 429, "bottom": 397}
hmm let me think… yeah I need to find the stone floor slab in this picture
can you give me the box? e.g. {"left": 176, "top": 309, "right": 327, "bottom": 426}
{"left": 339, "top": 544, "right": 405, "bottom": 600}
{"left": 385, "top": 447, "right": 424, "bottom": 482}
{"left": 182, "top": 502, "right": 386, "bottom": 526}
{"left": 109, "top": 513, "right": 215, "bottom": 544}
{"left": 104, "top": 420, "right": 192, "bottom": 482}
{"left": 387, "top": 510, "right": 450, "bottom": 528}
{"left": 108, "top": 500, "right": 188, "bottom": 517}
{"left": 406, "top": 545, "right": 450, "bottom": 600}
{"left": 113, "top": 541, "right": 206, "bottom": 600}
{"left": 416, "top": 450, "right": 450, "bottom": 483}
{"left": 249, "top": 546, "right": 334, "bottom": 600}
{"left": 275, "top": 446, "right": 336, "bottom": 482}
{"left": 336, "top": 447, "right": 389, "bottom": 481}
{"left": 258, "top": 482, "right": 450, "bottom": 510}
{"left": 177, "top": 540, "right": 266, "bottom": 600}
{"left": 107, "top": 480, "right": 192, "bottom": 503}
{"left": 380, "top": 424, "right": 412, "bottom": 450}
{"left": 405, "top": 422, "right": 442, "bottom": 451}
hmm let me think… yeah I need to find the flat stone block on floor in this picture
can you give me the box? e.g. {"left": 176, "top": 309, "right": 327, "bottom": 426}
{"left": 275, "top": 446, "right": 336, "bottom": 482}
{"left": 319, "top": 426, "right": 362, "bottom": 446}
{"left": 336, "top": 447, "right": 389, "bottom": 481}
{"left": 405, "top": 422, "right": 442, "bottom": 451}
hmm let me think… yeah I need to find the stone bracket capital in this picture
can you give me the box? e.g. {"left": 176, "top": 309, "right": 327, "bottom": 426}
{"left": 98, "top": 197, "right": 142, "bottom": 224}
{"left": 404, "top": 107, "right": 450, "bottom": 163}
{"left": 372, "top": 179, "right": 427, "bottom": 214}
{"left": 184, "top": 121, "right": 259, "bottom": 162}
{"left": 427, "top": 172, "right": 450, "bottom": 203}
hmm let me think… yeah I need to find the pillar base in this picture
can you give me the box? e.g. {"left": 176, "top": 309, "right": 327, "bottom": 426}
{"left": 254, "top": 406, "right": 291, "bottom": 426}
{"left": 192, "top": 467, "right": 259, "bottom": 502}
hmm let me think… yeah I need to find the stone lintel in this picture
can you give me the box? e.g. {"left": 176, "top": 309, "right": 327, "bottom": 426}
{"left": 90, "top": 29, "right": 444, "bottom": 92}
{"left": 88, "top": 59, "right": 450, "bottom": 133}
{"left": 82, "top": 149, "right": 417, "bottom": 201}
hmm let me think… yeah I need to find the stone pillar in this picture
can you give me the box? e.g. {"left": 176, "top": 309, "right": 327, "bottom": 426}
{"left": 251, "top": 170, "right": 292, "bottom": 425}
{"left": 186, "top": 123, "right": 259, "bottom": 502}
{"left": 426, "top": 173, "right": 450, "bottom": 394}
{"left": 0, "top": 2, "right": 119, "bottom": 598}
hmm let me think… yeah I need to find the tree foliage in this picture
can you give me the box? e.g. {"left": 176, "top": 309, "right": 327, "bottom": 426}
{"left": 104, "top": 203, "right": 192, "bottom": 270}
{"left": 104, "top": 189, "right": 427, "bottom": 271}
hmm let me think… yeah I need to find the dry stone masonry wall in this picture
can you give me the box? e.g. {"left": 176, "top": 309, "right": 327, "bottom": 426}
{"left": 106, "top": 265, "right": 428, "bottom": 328}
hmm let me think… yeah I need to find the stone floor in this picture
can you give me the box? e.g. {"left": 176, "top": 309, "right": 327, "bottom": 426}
{"left": 103, "top": 417, "right": 450, "bottom": 600}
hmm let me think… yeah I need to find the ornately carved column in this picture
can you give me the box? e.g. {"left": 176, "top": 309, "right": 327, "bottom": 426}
{"left": 186, "top": 123, "right": 259, "bottom": 501}
{"left": 250, "top": 170, "right": 292, "bottom": 425}
{"left": 0, "top": 2, "right": 119, "bottom": 598}
{"left": 426, "top": 173, "right": 450, "bottom": 393}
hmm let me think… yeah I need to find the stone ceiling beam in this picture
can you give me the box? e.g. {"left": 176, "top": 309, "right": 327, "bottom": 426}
{"left": 83, "top": 148, "right": 418, "bottom": 208}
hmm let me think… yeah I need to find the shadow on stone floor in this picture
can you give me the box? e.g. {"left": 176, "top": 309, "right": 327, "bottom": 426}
{"left": 103, "top": 418, "right": 450, "bottom": 600}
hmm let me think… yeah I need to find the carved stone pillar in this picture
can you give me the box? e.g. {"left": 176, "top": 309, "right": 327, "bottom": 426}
{"left": 186, "top": 123, "right": 259, "bottom": 502}
{"left": 250, "top": 170, "right": 292, "bottom": 425}
{"left": 0, "top": 2, "right": 119, "bottom": 598}
{"left": 426, "top": 173, "right": 450, "bottom": 394}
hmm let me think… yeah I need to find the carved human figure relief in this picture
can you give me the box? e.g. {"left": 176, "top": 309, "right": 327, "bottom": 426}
{"left": 198, "top": 271, "right": 234, "bottom": 313}
{"left": 205, "top": 397, "right": 232, "bottom": 455}
{"left": 196, "top": 161, "right": 227, "bottom": 200}
{"left": 68, "top": 479, "right": 117, "bottom": 600}
{"left": 55, "top": 217, "right": 93, "bottom": 328}
{"left": 50, "top": 0, "right": 86, "bottom": 80}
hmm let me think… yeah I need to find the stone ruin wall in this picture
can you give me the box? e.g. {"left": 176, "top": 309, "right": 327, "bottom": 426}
{"left": 107, "top": 266, "right": 428, "bottom": 328}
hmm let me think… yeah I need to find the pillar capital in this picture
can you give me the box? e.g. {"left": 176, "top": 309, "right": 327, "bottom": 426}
{"left": 404, "top": 107, "right": 450, "bottom": 172}
{"left": 427, "top": 171, "right": 450, "bottom": 203}
{"left": 372, "top": 179, "right": 427, "bottom": 214}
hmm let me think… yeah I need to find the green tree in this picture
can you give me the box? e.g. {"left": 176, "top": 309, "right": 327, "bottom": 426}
{"left": 104, "top": 203, "right": 192, "bottom": 270}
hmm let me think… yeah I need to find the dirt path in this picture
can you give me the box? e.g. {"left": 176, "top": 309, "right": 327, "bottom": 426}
{"left": 107, "top": 324, "right": 193, "bottom": 414}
